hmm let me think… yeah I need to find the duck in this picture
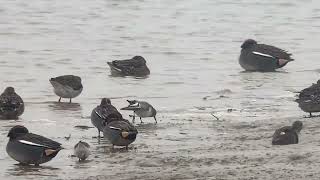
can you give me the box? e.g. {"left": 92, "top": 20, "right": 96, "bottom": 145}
{"left": 121, "top": 100, "right": 157, "bottom": 123}
{"left": 91, "top": 98, "right": 123, "bottom": 137}
{"left": 0, "top": 87, "right": 24, "bottom": 120}
{"left": 239, "top": 39, "right": 294, "bottom": 71}
{"left": 296, "top": 80, "right": 320, "bottom": 117}
{"left": 74, "top": 141, "right": 90, "bottom": 161}
{"left": 107, "top": 56, "right": 150, "bottom": 77}
{"left": 103, "top": 120, "right": 138, "bottom": 149}
{"left": 49, "top": 75, "right": 83, "bottom": 103}
{"left": 6, "top": 125, "right": 63, "bottom": 166}
{"left": 272, "top": 121, "right": 303, "bottom": 145}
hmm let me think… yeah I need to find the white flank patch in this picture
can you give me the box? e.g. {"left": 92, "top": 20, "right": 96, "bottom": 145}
{"left": 19, "top": 140, "right": 45, "bottom": 147}
{"left": 113, "top": 66, "right": 122, "bottom": 72}
{"left": 252, "top": 51, "right": 274, "bottom": 58}
{"left": 94, "top": 110, "right": 103, "bottom": 118}
{"left": 109, "top": 126, "right": 122, "bottom": 131}
{"left": 280, "top": 132, "right": 286, "bottom": 135}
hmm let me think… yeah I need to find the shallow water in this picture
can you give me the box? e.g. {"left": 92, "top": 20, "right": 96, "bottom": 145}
{"left": 1, "top": 0, "right": 320, "bottom": 179}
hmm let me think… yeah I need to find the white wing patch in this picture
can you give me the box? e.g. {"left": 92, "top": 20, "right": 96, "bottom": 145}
{"left": 19, "top": 140, "right": 46, "bottom": 147}
{"left": 252, "top": 51, "right": 274, "bottom": 58}
{"left": 94, "top": 110, "right": 103, "bottom": 119}
{"left": 109, "top": 126, "right": 122, "bottom": 131}
{"left": 280, "top": 132, "right": 286, "bottom": 135}
{"left": 131, "top": 102, "right": 140, "bottom": 107}
{"left": 113, "top": 66, "right": 122, "bottom": 72}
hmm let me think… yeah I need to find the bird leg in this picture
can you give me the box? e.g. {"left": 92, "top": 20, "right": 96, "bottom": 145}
{"left": 154, "top": 116, "right": 157, "bottom": 123}
{"left": 140, "top": 117, "right": 143, "bottom": 124}
{"left": 69, "top": 98, "right": 72, "bottom": 103}
{"left": 58, "top": 97, "right": 61, "bottom": 102}
{"left": 98, "top": 130, "right": 100, "bottom": 138}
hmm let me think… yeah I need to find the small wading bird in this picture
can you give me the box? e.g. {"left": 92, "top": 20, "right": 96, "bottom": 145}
{"left": 49, "top": 75, "right": 83, "bottom": 103}
{"left": 107, "top": 56, "right": 150, "bottom": 77}
{"left": 91, "top": 98, "right": 123, "bottom": 137}
{"left": 296, "top": 80, "right": 320, "bottom": 117}
{"left": 74, "top": 141, "right": 90, "bottom": 161}
{"left": 6, "top": 125, "right": 63, "bottom": 166}
{"left": 0, "top": 87, "right": 24, "bottom": 120}
{"left": 272, "top": 121, "right": 303, "bottom": 145}
{"left": 239, "top": 39, "right": 294, "bottom": 72}
{"left": 121, "top": 100, "right": 157, "bottom": 123}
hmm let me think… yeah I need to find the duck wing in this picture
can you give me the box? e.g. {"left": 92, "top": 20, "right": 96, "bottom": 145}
{"left": 108, "top": 120, "right": 137, "bottom": 132}
{"left": 94, "top": 105, "right": 122, "bottom": 122}
{"left": 17, "top": 133, "right": 62, "bottom": 150}
{"left": 253, "top": 44, "right": 293, "bottom": 60}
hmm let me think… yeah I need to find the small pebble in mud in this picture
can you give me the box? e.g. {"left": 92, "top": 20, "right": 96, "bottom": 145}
{"left": 202, "top": 96, "right": 210, "bottom": 100}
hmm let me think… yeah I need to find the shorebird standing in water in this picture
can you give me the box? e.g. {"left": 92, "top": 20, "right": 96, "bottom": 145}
{"left": 0, "top": 87, "right": 24, "bottom": 119}
{"left": 49, "top": 75, "right": 83, "bottom": 103}
{"left": 121, "top": 100, "right": 157, "bottom": 123}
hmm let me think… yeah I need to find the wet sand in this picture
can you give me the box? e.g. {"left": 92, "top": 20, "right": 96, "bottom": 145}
{"left": 2, "top": 0, "right": 320, "bottom": 179}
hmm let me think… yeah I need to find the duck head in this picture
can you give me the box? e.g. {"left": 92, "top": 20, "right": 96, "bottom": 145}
{"left": 7, "top": 125, "right": 29, "bottom": 139}
{"left": 121, "top": 100, "right": 141, "bottom": 110}
{"left": 4, "top": 87, "right": 15, "bottom": 95}
{"left": 292, "top": 121, "right": 303, "bottom": 133}
{"left": 241, "top": 39, "right": 257, "bottom": 49}
{"left": 100, "top": 98, "right": 111, "bottom": 106}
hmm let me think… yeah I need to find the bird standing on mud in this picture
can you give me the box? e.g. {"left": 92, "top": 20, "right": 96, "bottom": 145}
{"left": 91, "top": 98, "right": 123, "bottom": 137}
{"left": 74, "top": 141, "right": 90, "bottom": 161}
{"left": 272, "top": 121, "right": 303, "bottom": 145}
{"left": 296, "top": 80, "right": 320, "bottom": 117}
{"left": 239, "top": 39, "right": 294, "bottom": 71}
{"left": 103, "top": 119, "right": 138, "bottom": 149}
{"left": 49, "top": 75, "right": 83, "bottom": 103}
{"left": 0, "top": 87, "right": 24, "bottom": 120}
{"left": 107, "top": 56, "right": 150, "bottom": 77}
{"left": 6, "top": 125, "right": 63, "bottom": 166}
{"left": 121, "top": 100, "right": 157, "bottom": 123}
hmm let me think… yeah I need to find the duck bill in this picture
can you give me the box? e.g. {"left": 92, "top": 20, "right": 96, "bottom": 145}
{"left": 121, "top": 106, "right": 141, "bottom": 110}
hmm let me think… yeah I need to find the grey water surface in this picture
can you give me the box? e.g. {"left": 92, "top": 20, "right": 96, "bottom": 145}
{"left": 1, "top": 0, "right": 320, "bottom": 179}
